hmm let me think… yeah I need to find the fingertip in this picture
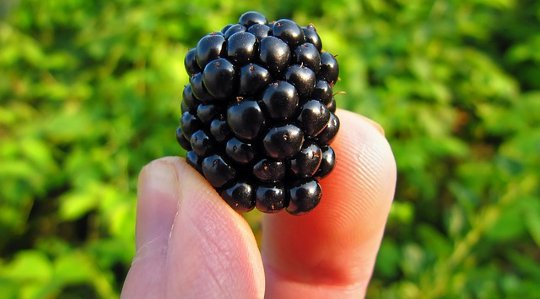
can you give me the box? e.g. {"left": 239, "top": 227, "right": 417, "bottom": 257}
{"left": 124, "top": 157, "right": 185, "bottom": 299}
{"left": 165, "top": 158, "right": 266, "bottom": 298}
{"left": 316, "top": 109, "right": 396, "bottom": 248}
{"left": 130, "top": 157, "right": 265, "bottom": 298}
{"left": 262, "top": 109, "right": 397, "bottom": 293}
{"left": 136, "top": 157, "right": 183, "bottom": 251}
{"left": 327, "top": 109, "right": 396, "bottom": 231}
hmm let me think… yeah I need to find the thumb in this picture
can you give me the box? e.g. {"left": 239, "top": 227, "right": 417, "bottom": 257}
{"left": 121, "top": 157, "right": 265, "bottom": 299}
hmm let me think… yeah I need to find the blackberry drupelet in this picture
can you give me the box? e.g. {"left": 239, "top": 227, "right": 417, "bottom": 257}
{"left": 176, "top": 11, "right": 340, "bottom": 215}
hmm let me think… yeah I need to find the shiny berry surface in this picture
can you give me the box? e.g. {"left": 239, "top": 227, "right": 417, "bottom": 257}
{"left": 263, "top": 125, "right": 304, "bottom": 159}
{"left": 319, "top": 52, "right": 339, "bottom": 85}
{"left": 302, "top": 25, "right": 322, "bottom": 51}
{"left": 209, "top": 118, "right": 231, "bottom": 142}
{"left": 201, "top": 155, "right": 237, "bottom": 188}
{"left": 195, "top": 34, "right": 225, "bottom": 69}
{"left": 176, "top": 127, "right": 191, "bottom": 150}
{"left": 184, "top": 48, "right": 201, "bottom": 75}
{"left": 239, "top": 11, "right": 267, "bottom": 27}
{"left": 223, "top": 24, "right": 246, "bottom": 39}
{"left": 312, "top": 80, "right": 333, "bottom": 104}
{"left": 221, "top": 181, "right": 255, "bottom": 211}
{"left": 316, "top": 145, "right": 335, "bottom": 179}
{"left": 189, "top": 72, "right": 213, "bottom": 103}
{"left": 317, "top": 112, "right": 340, "bottom": 144}
{"left": 239, "top": 63, "right": 271, "bottom": 96}
{"left": 180, "top": 111, "right": 201, "bottom": 138}
{"left": 297, "top": 100, "right": 331, "bottom": 136}
{"left": 256, "top": 185, "right": 287, "bottom": 213}
{"left": 186, "top": 151, "right": 201, "bottom": 172}
{"left": 177, "top": 11, "right": 340, "bottom": 214}
{"left": 259, "top": 36, "right": 291, "bottom": 75}
{"left": 190, "top": 129, "right": 214, "bottom": 156}
{"left": 326, "top": 97, "right": 337, "bottom": 113}
{"left": 293, "top": 43, "right": 321, "bottom": 73}
{"left": 227, "top": 100, "right": 265, "bottom": 141}
{"left": 252, "top": 159, "right": 286, "bottom": 183}
{"left": 227, "top": 32, "right": 258, "bottom": 65}
{"left": 289, "top": 141, "right": 323, "bottom": 178}
{"left": 284, "top": 64, "right": 316, "bottom": 98}
{"left": 247, "top": 24, "right": 271, "bottom": 40}
{"left": 182, "top": 84, "right": 200, "bottom": 112}
{"left": 287, "top": 179, "right": 322, "bottom": 215}
{"left": 226, "top": 137, "right": 256, "bottom": 164}
{"left": 221, "top": 24, "right": 233, "bottom": 34}
{"left": 202, "top": 58, "right": 237, "bottom": 99}
{"left": 261, "top": 81, "right": 299, "bottom": 121}
{"left": 272, "top": 19, "right": 305, "bottom": 47}
{"left": 196, "top": 104, "right": 220, "bottom": 124}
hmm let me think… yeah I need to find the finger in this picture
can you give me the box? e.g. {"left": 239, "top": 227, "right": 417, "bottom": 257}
{"left": 164, "top": 157, "right": 265, "bottom": 298}
{"left": 262, "top": 109, "right": 397, "bottom": 298}
{"left": 121, "top": 157, "right": 265, "bottom": 299}
{"left": 121, "top": 158, "right": 179, "bottom": 299}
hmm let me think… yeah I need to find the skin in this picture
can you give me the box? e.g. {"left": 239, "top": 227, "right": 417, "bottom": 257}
{"left": 121, "top": 109, "right": 397, "bottom": 299}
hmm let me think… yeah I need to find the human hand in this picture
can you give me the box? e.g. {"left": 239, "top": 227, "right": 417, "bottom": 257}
{"left": 121, "top": 109, "right": 396, "bottom": 299}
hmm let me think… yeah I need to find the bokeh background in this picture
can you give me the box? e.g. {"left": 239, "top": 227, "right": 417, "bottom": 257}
{"left": 1, "top": 0, "right": 539, "bottom": 298}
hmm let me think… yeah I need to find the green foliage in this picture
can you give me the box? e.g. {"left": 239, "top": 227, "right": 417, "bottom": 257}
{"left": 1, "top": 0, "right": 539, "bottom": 298}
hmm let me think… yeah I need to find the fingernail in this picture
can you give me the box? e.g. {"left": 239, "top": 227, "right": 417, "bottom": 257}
{"left": 139, "top": 160, "right": 178, "bottom": 194}
{"left": 136, "top": 159, "right": 180, "bottom": 251}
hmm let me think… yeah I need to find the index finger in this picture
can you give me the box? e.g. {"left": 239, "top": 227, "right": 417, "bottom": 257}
{"left": 262, "top": 109, "right": 397, "bottom": 298}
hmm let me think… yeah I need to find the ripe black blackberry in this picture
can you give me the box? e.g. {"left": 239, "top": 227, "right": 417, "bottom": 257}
{"left": 177, "top": 11, "right": 340, "bottom": 215}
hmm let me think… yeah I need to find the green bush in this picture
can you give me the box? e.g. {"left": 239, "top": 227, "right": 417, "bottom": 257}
{"left": 1, "top": 0, "right": 539, "bottom": 298}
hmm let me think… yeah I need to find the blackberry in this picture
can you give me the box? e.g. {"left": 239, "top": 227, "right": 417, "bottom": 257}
{"left": 176, "top": 11, "right": 340, "bottom": 215}
{"left": 190, "top": 130, "right": 214, "bottom": 156}
{"left": 195, "top": 34, "right": 226, "bottom": 69}
{"left": 297, "top": 99, "right": 331, "bottom": 136}
{"left": 289, "top": 141, "right": 323, "bottom": 178}
{"left": 221, "top": 181, "right": 255, "bottom": 211}
{"left": 256, "top": 184, "right": 287, "bottom": 213}
{"left": 182, "top": 84, "right": 200, "bottom": 113}
{"left": 184, "top": 48, "right": 201, "bottom": 76}
{"left": 209, "top": 117, "right": 231, "bottom": 142}
{"left": 284, "top": 64, "right": 316, "bottom": 98}
{"left": 239, "top": 63, "right": 271, "bottom": 96}
{"left": 196, "top": 104, "right": 220, "bottom": 124}
{"left": 226, "top": 137, "right": 256, "bottom": 164}
{"left": 293, "top": 43, "right": 321, "bottom": 73}
{"left": 272, "top": 19, "right": 305, "bottom": 47}
{"left": 239, "top": 11, "right": 267, "bottom": 27}
{"left": 253, "top": 159, "right": 286, "bottom": 183}
{"left": 259, "top": 36, "right": 291, "bottom": 75}
{"left": 189, "top": 72, "right": 213, "bottom": 103}
{"left": 319, "top": 52, "right": 339, "bottom": 85}
{"left": 261, "top": 81, "right": 299, "bottom": 121}
{"left": 287, "top": 179, "right": 321, "bottom": 215}
{"left": 262, "top": 124, "right": 304, "bottom": 159}
{"left": 226, "top": 32, "right": 259, "bottom": 65}
{"left": 226, "top": 100, "right": 265, "bottom": 141}
{"left": 223, "top": 24, "right": 246, "bottom": 39}
{"left": 247, "top": 24, "right": 271, "bottom": 40}
{"left": 180, "top": 111, "right": 201, "bottom": 137}
{"left": 302, "top": 25, "right": 322, "bottom": 52}
{"left": 312, "top": 80, "right": 333, "bottom": 104}
{"left": 202, "top": 155, "right": 237, "bottom": 188}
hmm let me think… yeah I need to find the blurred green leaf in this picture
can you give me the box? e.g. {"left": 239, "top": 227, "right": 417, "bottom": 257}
{"left": 485, "top": 201, "right": 526, "bottom": 241}
{"left": 376, "top": 239, "right": 401, "bottom": 278}
{"left": 524, "top": 198, "right": 540, "bottom": 247}
{"left": 1, "top": 251, "right": 52, "bottom": 282}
